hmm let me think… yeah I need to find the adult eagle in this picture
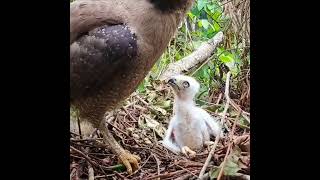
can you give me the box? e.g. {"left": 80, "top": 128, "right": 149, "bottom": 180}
{"left": 70, "top": 0, "right": 194, "bottom": 174}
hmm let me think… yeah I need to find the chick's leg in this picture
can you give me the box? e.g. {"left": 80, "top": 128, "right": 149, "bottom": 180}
{"left": 161, "top": 138, "right": 181, "bottom": 154}
{"left": 181, "top": 146, "right": 196, "bottom": 158}
{"left": 99, "top": 123, "right": 140, "bottom": 174}
{"left": 204, "top": 141, "right": 215, "bottom": 146}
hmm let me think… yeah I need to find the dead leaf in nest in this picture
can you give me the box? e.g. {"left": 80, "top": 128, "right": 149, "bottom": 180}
{"left": 174, "top": 160, "right": 204, "bottom": 167}
{"left": 152, "top": 106, "right": 167, "bottom": 115}
{"left": 140, "top": 115, "right": 166, "bottom": 138}
{"left": 144, "top": 115, "right": 160, "bottom": 128}
{"left": 205, "top": 106, "right": 220, "bottom": 113}
{"left": 156, "top": 100, "right": 171, "bottom": 109}
{"left": 229, "top": 110, "right": 239, "bottom": 118}
{"left": 154, "top": 126, "right": 166, "bottom": 138}
{"left": 234, "top": 135, "right": 250, "bottom": 152}
{"left": 138, "top": 116, "right": 146, "bottom": 129}
{"left": 147, "top": 91, "right": 157, "bottom": 103}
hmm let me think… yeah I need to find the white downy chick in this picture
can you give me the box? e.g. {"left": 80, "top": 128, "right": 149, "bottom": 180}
{"left": 161, "top": 75, "right": 223, "bottom": 157}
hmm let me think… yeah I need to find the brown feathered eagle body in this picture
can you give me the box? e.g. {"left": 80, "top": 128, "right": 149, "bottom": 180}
{"left": 70, "top": 0, "right": 193, "bottom": 125}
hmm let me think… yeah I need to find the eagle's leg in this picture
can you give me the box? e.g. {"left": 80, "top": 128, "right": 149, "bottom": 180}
{"left": 99, "top": 121, "right": 140, "bottom": 174}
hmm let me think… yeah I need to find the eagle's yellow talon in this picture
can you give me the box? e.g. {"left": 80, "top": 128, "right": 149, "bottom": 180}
{"left": 118, "top": 151, "right": 140, "bottom": 174}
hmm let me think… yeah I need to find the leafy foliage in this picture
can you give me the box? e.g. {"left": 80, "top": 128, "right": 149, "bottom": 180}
{"left": 139, "top": 0, "right": 250, "bottom": 111}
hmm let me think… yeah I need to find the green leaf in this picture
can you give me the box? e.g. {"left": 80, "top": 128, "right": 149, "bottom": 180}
{"left": 197, "top": 0, "right": 206, "bottom": 11}
{"left": 137, "top": 80, "right": 146, "bottom": 93}
{"left": 224, "top": 148, "right": 241, "bottom": 176}
{"left": 224, "top": 160, "right": 241, "bottom": 176}
{"left": 207, "top": 4, "right": 216, "bottom": 11}
{"left": 213, "top": 12, "right": 222, "bottom": 21}
{"left": 213, "top": 21, "right": 221, "bottom": 31}
{"left": 201, "top": 19, "right": 210, "bottom": 30}
{"left": 113, "top": 164, "right": 126, "bottom": 172}
{"left": 220, "top": 54, "right": 233, "bottom": 63}
{"left": 209, "top": 147, "right": 242, "bottom": 178}
{"left": 199, "top": 64, "right": 210, "bottom": 79}
{"left": 187, "top": 12, "right": 195, "bottom": 19}
{"left": 175, "top": 52, "right": 182, "bottom": 60}
{"left": 239, "top": 117, "right": 250, "bottom": 126}
{"left": 209, "top": 166, "right": 221, "bottom": 178}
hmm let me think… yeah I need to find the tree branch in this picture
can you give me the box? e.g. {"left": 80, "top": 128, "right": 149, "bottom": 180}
{"left": 159, "top": 32, "right": 224, "bottom": 81}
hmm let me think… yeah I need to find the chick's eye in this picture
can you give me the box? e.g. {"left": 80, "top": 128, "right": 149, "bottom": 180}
{"left": 182, "top": 81, "right": 190, "bottom": 88}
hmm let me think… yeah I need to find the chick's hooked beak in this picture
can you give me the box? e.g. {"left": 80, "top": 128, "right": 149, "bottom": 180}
{"left": 167, "top": 78, "right": 180, "bottom": 91}
{"left": 167, "top": 78, "right": 176, "bottom": 85}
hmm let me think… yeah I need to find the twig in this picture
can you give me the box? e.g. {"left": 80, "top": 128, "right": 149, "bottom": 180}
{"left": 88, "top": 163, "right": 94, "bottom": 180}
{"left": 135, "top": 95, "right": 160, "bottom": 113}
{"left": 227, "top": 118, "right": 250, "bottom": 129}
{"left": 70, "top": 167, "right": 77, "bottom": 179}
{"left": 114, "top": 171, "right": 127, "bottom": 179}
{"left": 70, "top": 154, "right": 85, "bottom": 160}
{"left": 77, "top": 117, "right": 82, "bottom": 139}
{"left": 175, "top": 174, "right": 194, "bottom": 180}
{"left": 234, "top": 173, "right": 250, "bottom": 180}
{"left": 94, "top": 174, "right": 117, "bottom": 179}
{"left": 201, "top": 172, "right": 250, "bottom": 180}
{"left": 152, "top": 153, "right": 161, "bottom": 180}
{"left": 135, "top": 95, "right": 149, "bottom": 106}
{"left": 196, "top": 99, "right": 223, "bottom": 107}
{"left": 105, "top": 121, "right": 130, "bottom": 138}
{"left": 70, "top": 146, "right": 98, "bottom": 167}
{"left": 190, "top": 57, "right": 212, "bottom": 76}
{"left": 217, "top": 111, "right": 241, "bottom": 180}
{"left": 199, "top": 71, "right": 232, "bottom": 179}
{"left": 122, "top": 107, "right": 138, "bottom": 122}
{"left": 175, "top": 164, "right": 199, "bottom": 179}
{"left": 230, "top": 99, "right": 250, "bottom": 123}
{"left": 215, "top": 93, "right": 223, "bottom": 105}
{"left": 222, "top": 0, "right": 236, "bottom": 6}
{"left": 145, "top": 170, "right": 187, "bottom": 180}
{"left": 70, "top": 131, "right": 80, "bottom": 137}
{"left": 71, "top": 138, "right": 103, "bottom": 142}
{"left": 100, "top": 164, "right": 125, "bottom": 171}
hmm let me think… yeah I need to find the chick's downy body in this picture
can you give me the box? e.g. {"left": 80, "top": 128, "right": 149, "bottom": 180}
{"left": 172, "top": 102, "right": 210, "bottom": 150}
{"left": 162, "top": 75, "right": 222, "bottom": 155}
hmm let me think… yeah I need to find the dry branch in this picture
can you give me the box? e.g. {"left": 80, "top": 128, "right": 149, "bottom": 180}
{"left": 159, "top": 32, "right": 224, "bottom": 81}
{"left": 88, "top": 164, "right": 94, "bottom": 180}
